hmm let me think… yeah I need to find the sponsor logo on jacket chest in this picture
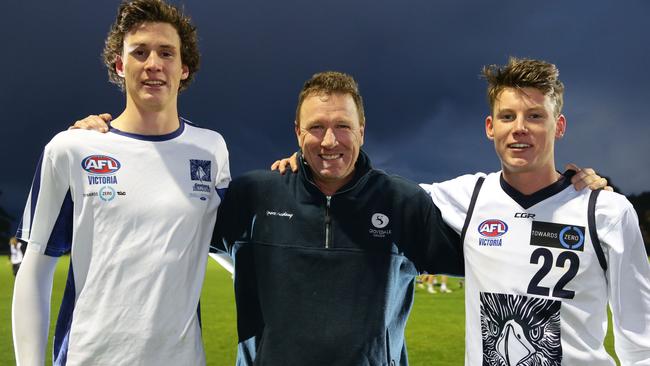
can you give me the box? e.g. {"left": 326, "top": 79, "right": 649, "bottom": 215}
{"left": 369, "top": 213, "right": 392, "bottom": 238}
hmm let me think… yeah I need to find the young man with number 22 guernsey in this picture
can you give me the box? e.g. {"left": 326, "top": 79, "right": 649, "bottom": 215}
{"left": 421, "top": 58, "right": 650, "bottom": 365}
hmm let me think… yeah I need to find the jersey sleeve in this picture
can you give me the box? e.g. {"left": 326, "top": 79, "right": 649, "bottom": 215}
{"left": 598, "top": 195, "right": 650, "bottom": 364}
{"left": 17, "top": 138, "right": 74, "bottom": 257}
{"left": 420, "top": 173, "right": 486, "bottom": 234}
{"left": 213, "top": 134, "right": 231, "bottom": 203}
{"left": 12, "top": 249, "right": 59, "bottom": 365}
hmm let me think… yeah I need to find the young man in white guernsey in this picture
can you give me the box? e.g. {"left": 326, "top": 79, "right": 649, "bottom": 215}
{"left": 12, "top": 1, "right": 230, "bottom": 365}
{"left": 422, "top": 58, "right": 650, "bottom": 365}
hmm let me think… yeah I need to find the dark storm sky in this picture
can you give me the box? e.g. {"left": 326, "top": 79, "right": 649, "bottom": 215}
{"left": 1, "top": 0, "right": 649, "bottom": 230}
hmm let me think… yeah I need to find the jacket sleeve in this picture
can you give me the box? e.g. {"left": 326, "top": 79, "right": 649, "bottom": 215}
{"left": 601, "top": 202, "right": 650, "bottom": 364}
{"left": 415, "top": 188, "right": 464, "bottom": 276}
{"left": 210, "top": 177, "right": 251, "bottom": 255}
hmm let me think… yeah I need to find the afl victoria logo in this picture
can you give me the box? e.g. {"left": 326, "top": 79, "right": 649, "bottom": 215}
{"left": 478, "top": 219, "right": 508, "bottom": 237}
{"left": 371, "top": 213, "right": 389, "bottom": 228}
{"left": 82, "top": 155, "right": 121, "bottom": 175}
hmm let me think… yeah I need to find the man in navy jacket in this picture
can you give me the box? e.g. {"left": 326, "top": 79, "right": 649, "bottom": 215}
{"left": 212, "top": 71, "right": 463, "bottom": 366}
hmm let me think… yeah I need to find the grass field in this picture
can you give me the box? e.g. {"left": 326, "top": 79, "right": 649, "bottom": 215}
{"left": 1, "top": 256, "right": 620, "bottom": 365}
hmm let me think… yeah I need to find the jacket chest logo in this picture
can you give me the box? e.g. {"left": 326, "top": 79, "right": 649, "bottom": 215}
{"left": 369, "top": 212, "right": 391, "bottom": 238}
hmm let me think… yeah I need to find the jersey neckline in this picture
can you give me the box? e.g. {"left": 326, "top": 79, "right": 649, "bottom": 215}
{"left": 108, "top": 118, "right": 185, "bottom": 141}
{"left": 499, "top": 170, "right": 576, "bottom": 209}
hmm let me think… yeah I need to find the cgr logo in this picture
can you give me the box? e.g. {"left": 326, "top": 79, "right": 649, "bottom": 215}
{"left": 82, "top": 155, "right": 121, "bottom": 175}
{"left": 515, "top": 213, "right": 535, "bottom": 219}
{"left": 478, "top": 219, "right": 508, "bottom": 237}
{"left": 371, "top": 213, "right": 389, "bottom": 228}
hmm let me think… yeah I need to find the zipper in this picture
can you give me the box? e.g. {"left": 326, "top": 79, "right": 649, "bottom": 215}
{"left": 297, "top": 153, "right": 373, "bottom": 249}
{"left": 325, "top": 196, "right": 332, "bottom": 248}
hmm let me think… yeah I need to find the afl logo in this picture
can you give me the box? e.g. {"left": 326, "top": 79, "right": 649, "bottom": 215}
{"left": 371, "top": 213, "right": 389, "bottom": 228}
{"left": 478, "top": 219, "right": 508, "bottom": 237}
{"left": 81, "top": 155, "right": 121, "bottom": 175}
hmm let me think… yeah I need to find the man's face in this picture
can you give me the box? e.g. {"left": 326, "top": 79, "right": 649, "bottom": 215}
{"left": 485, "top": 87, "right": 566, "bottom": 175}
{"left": 295, "top": 92, "right": 364, "bottom": 193}
{"left": 115, "top": 22, "right": 188, "bottom": 111}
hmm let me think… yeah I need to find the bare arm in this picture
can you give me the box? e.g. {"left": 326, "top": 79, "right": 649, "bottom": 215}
{"left": 12, "top": 249, "right": 59, "bottom": 366}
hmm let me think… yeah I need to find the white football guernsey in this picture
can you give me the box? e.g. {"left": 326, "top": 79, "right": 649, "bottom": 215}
{"left": 17, "top": 119, "right": 230, "bottom": 366}
{"left": 422, "top": 171, "right": 650, "bottom": 366}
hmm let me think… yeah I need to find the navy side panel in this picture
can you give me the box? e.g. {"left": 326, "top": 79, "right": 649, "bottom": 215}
{"left": 44, "top": 190, "right": 74, "bottom": 257}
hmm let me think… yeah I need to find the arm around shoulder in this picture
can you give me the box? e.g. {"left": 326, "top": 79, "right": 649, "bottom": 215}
{"left": 13, "top": 249, "right": 59, "bottom": 366}
{"left": 211, "top": 175, "right": 254, "bottom": 254}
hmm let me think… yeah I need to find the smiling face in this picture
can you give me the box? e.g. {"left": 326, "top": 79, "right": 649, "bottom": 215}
{"left": 486, "top": 87, "right": 566, "bottom": 177}
{"left": 115, "top": 22, "right": 189, "bottom": 112}
{"left": 295, "top": 92, "right": 365, "bottom": 195}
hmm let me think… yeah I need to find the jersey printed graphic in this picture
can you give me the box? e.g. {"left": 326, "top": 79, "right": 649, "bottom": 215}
{"left": 481, "top": 292, "right": 561, "bottom": 366}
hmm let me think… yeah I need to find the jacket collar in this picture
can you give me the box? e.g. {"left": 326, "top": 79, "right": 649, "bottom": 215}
{"left": 298, "top": 150, "right": 373, "bottom": 196}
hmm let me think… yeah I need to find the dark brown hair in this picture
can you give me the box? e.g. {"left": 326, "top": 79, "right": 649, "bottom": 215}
{"left": 482, "top": 57, "right": 564, "bottom": 116}
{"left": 103, "top": 0, "right": 199, "bottom": 92}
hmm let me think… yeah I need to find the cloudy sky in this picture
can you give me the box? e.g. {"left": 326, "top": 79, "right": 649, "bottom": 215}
{"left": 1, "top": 0, "right": 648, "bottom": 230}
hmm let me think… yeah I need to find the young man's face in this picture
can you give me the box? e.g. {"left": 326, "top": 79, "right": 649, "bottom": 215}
{"left": 115, "top": 22, "right": 189, "bottom": 111}
{"left": 295, "top": 92, "right": 365, "bottom": 193}
{"left": 485, "top": 87, "right": 566, "bottom": 175}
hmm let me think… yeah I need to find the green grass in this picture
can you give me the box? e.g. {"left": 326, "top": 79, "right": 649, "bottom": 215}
{"left": 1, "top": 257, "right": 619, "bottom": 365}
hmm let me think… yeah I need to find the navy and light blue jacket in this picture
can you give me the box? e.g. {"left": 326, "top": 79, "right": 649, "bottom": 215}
{"left": 212, "top": 151, "right": 463, "bottom": 366}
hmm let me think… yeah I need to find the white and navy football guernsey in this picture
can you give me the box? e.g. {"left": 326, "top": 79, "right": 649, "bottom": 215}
{"left": 17, "top": 118, "right": 230, "bottom": 366}
{"left": 422, "top": 171, "right": 650, "bottom": 366}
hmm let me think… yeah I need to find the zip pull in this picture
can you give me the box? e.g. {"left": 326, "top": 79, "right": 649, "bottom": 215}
{"left": 325, "top": 196, "right": 332, "bottom": 248}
